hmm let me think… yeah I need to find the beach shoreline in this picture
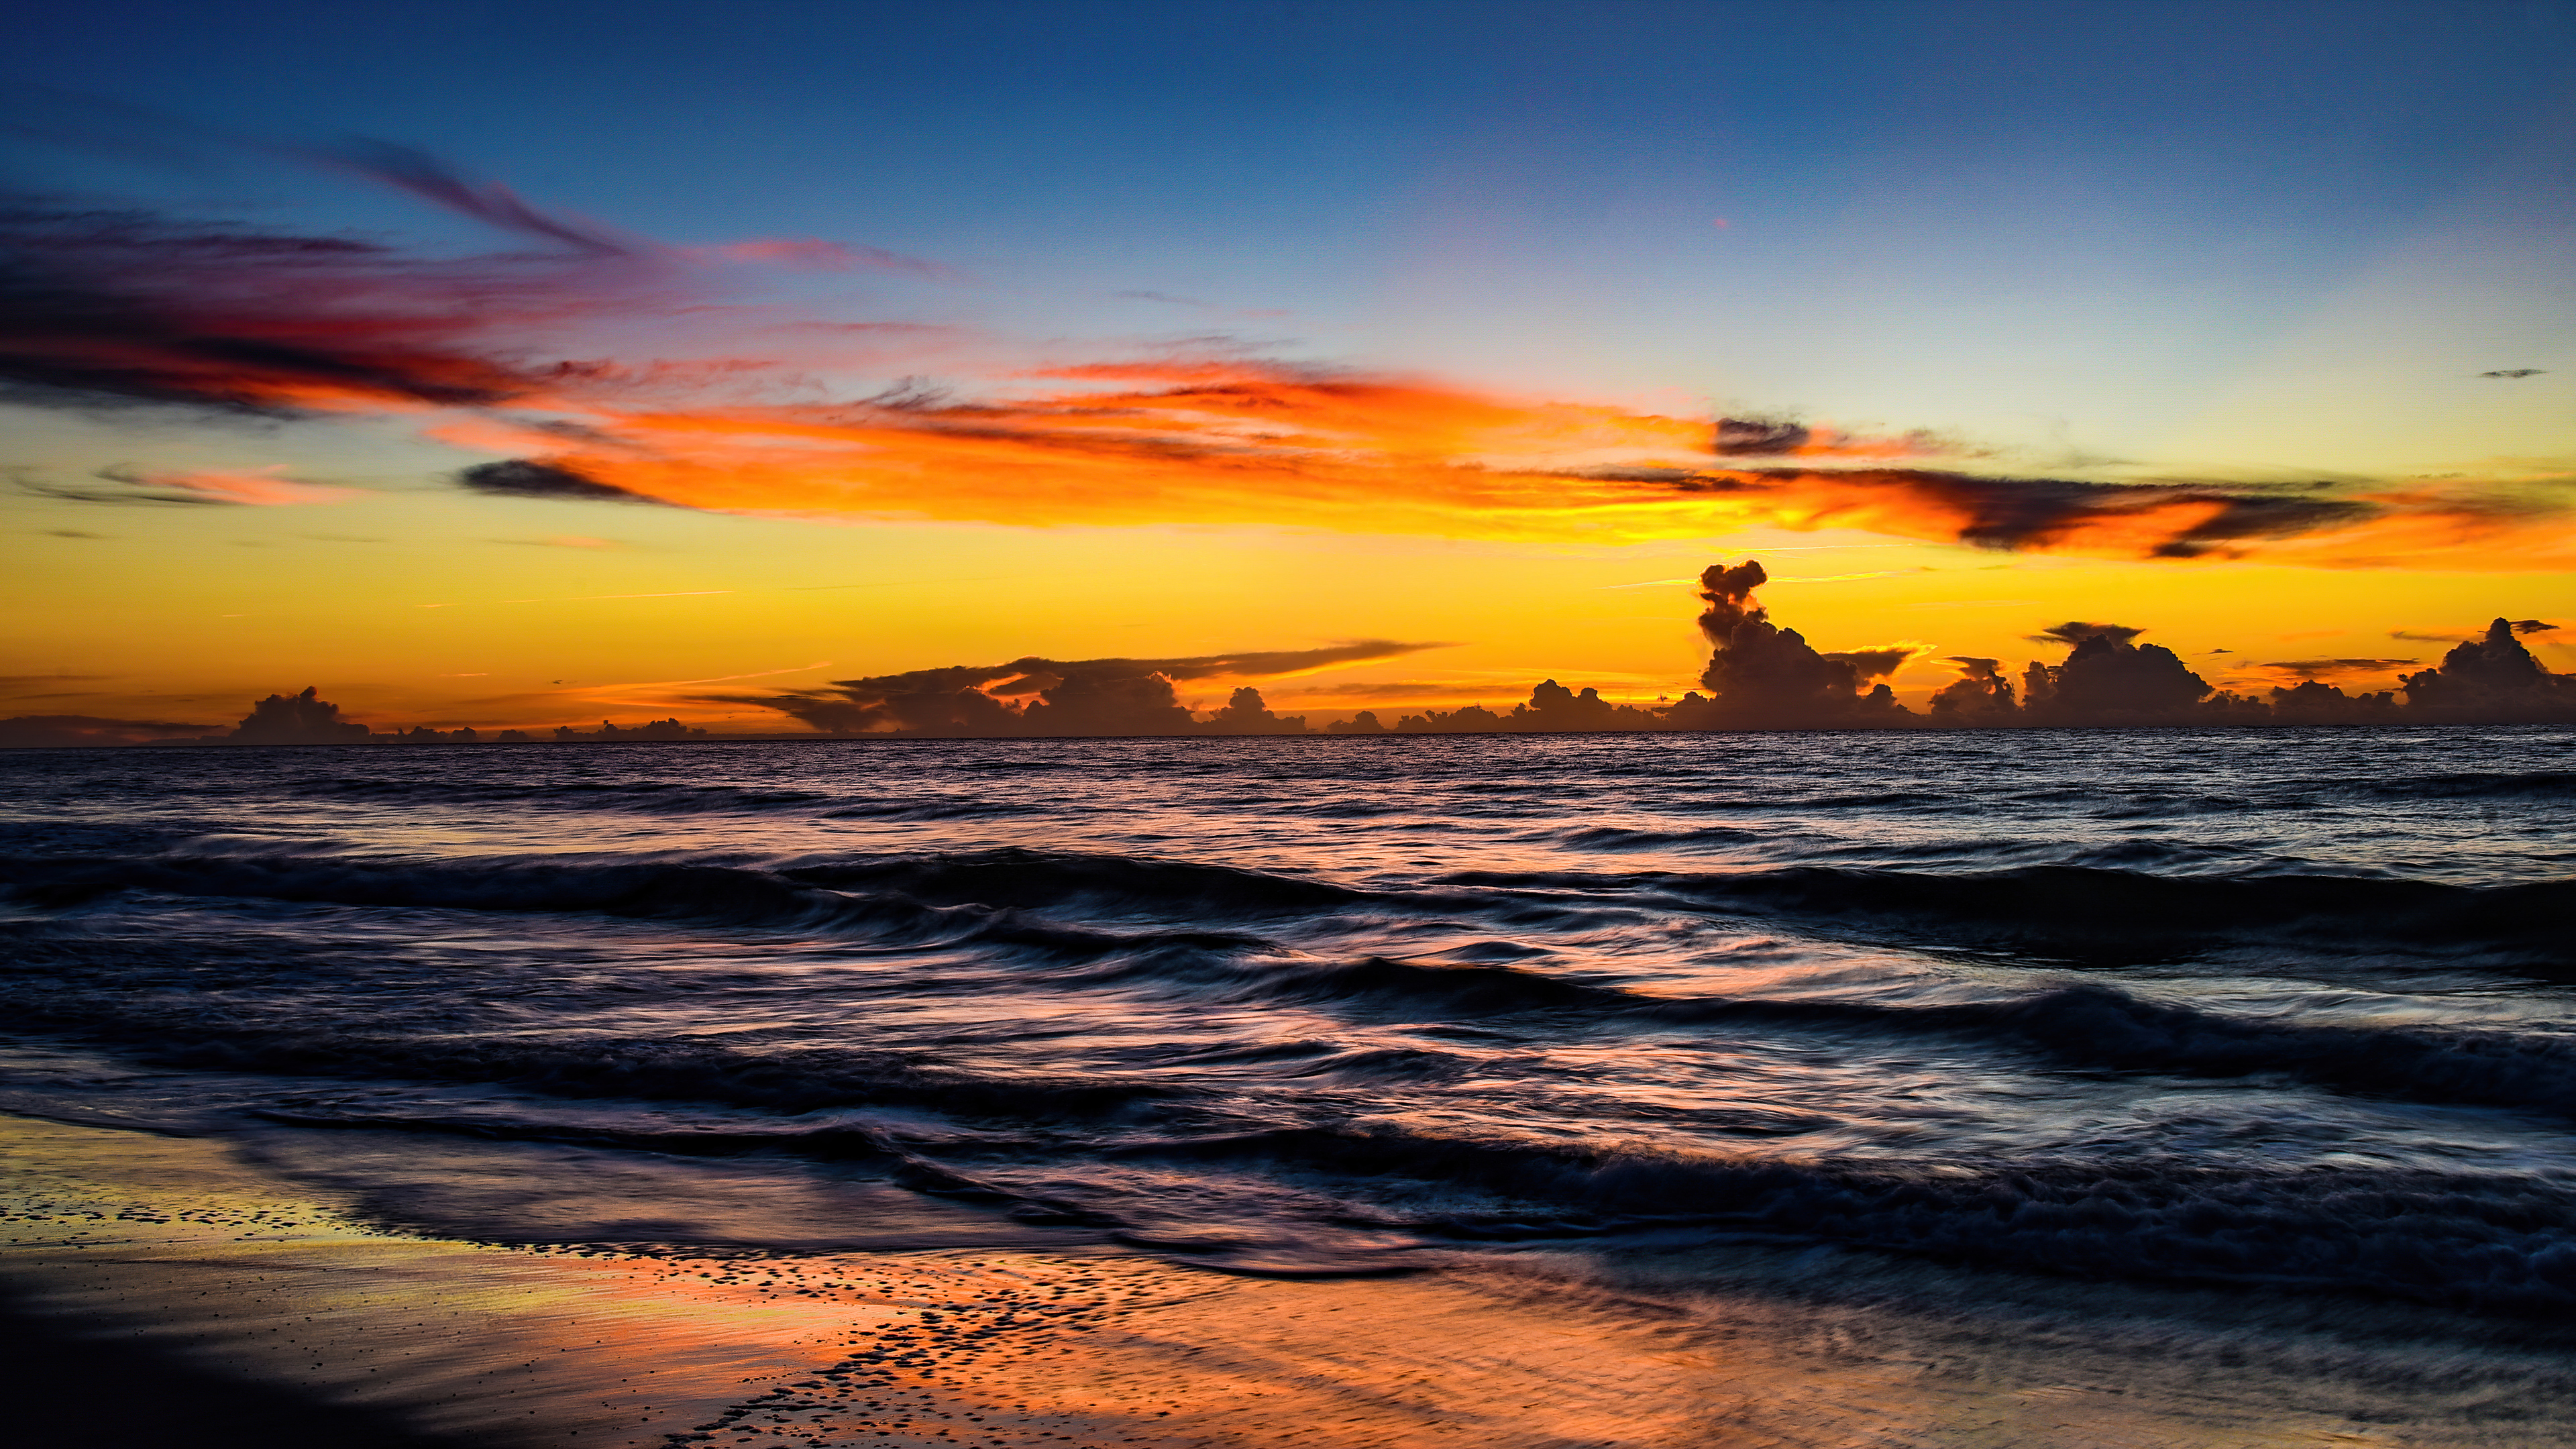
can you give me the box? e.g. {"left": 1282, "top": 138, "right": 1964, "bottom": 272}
{"left": 0, "top": 1112, "right": 1768, "bottom": 1448}
{"left": 17, "top": 1110, "right": 2576, "bottom": 1447}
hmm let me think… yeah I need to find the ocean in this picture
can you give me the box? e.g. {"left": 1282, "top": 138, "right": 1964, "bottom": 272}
{"left": 6, "top": 727, "right": 2576, "bottom": 1442}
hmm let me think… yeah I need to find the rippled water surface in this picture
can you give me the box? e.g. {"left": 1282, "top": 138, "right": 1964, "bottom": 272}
{"left": 5, "top": 727, "right": 2574, "bottom": 1304}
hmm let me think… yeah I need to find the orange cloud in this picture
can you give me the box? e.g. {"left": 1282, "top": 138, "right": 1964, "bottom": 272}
{"left": 432, "top": 371, "right": 2571, "bottom": 566}
{"left": 15, "top": 464, "right": 366, "bottom": 506}
{"left": 130, "top": 466, "right": 364, "bottom": 505}
{"left": 8, "top": 163, "right": 2570, "bottom": 568}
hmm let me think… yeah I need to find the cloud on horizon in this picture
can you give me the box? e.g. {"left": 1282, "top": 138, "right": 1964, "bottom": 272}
{"left": 718, "top": 641, "right": 1448, "bottom": 736}
{"left": 0, "top": 713, "right": 218, "bottom": 747}
{"left": 11, "top": 559, "right": 2574, "bottom": 745}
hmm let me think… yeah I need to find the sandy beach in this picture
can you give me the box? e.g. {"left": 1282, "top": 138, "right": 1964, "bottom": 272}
{"left": 14, "top": 1110, "right": 2576, "bottom": 1448}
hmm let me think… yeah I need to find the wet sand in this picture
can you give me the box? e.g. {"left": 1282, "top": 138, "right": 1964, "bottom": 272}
{"left": 7, "top": 1111, "right": 2573, "bottom": 1448}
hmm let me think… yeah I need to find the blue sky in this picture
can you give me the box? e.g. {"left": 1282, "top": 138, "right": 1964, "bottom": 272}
{"left": 11, "top": 0, "right": 2571, "bottom": 468}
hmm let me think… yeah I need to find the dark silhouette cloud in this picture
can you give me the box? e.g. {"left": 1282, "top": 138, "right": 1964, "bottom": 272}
{"left": 2267, "top": 680, "right": 2401, "bottom": 725}
{"left": 455, "top": 460, "right": 672, "bottom": 505}
{"left": 553, "top": 718, "right": 708, "bottom": 741}
{"left": 1201, "top": 687, "right": 1309, "bottom": 735}
{"left": 724, "top": 641, "right": 1444, "bottom": 737}
{"left": 1507, "top": 680, "right": 1659, "bottom": 732}
{"left": 1821, "top": 647, "right": 1917, "bottom": 679}
{"left": 14, "top": 468, "right": 227, "bottom": 505}
{"left": 2025, "top": 631, "right": 2216, "bottom": 724}
{"left": 1388, "top": 704, "right": 1507, "bottom": 733}
{"left": 1928, "top": 657, "right": 2017, "bottom": 722}
{"left": 1018, "top": 672, "right": 1196, "bottom": 737}
{"left": 0, "top": 690, "right": 702, "bottom": 748}
{"left": 312, "top": 140, "right": 639, "bottom": 258}
{"left": 0, "top": 714, "right": 217, "bottom": 747}
{"left": 1663, "top": 468, "right": 2385, "bottom": 557}
{"left": 1676, "top": 559, "right": 1907, "bottom": 728}
{"left": 1332, "top": 680, "right": 1661, "bottom": 734}
{"left": 2029, "top": 621, "right": 2147, "bottom": 647}
{"left": 2401, "top": 619, "right": 2576, "bottom": 723}
{"left": 227, "top": 686, "right": 373, "bottom": 745}
{"left": 2255, "top": 658, "right": 2420, "bottom": 680}
{"left": 1713, "top": 417, "right": 1811, "bottom": 456}
{"left": 1709, "top": 418, "right": 1959, "bottom": 460}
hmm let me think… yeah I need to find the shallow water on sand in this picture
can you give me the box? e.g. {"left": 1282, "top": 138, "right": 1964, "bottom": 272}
{"left": 3, "top": 727, "right": 2575, "bottom": 1313}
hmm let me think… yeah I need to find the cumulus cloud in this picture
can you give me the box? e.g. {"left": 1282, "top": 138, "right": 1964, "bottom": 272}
{"left": 2401, "top": 620, "right": 2576, "bottom": 723}
{"left": 1669, "top": 573, "right": 2567, "bottom": 729}
{"left": 1201, "top": 686, "right": 1308, "bottom": 735}
{"left": 1927, "top": 656, "right": 2017, "bottom": 721}
{"left": 1675, "top": 559, "right": 1909, "bottom": 728}
{"left": 225, "top": 686, "right": 373, "bottom": 744}
{"left": 2025, "top": 629, "right": 2216, "bottom": 725}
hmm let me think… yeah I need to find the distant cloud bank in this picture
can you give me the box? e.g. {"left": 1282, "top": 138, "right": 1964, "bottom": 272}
{"left": 5, "top": 562, "right": 2569, "bottom": 748}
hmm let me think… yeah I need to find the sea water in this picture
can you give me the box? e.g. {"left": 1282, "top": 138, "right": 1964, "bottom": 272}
{"left": 3, "top": 727, "right": 2573, "bottom": 1309}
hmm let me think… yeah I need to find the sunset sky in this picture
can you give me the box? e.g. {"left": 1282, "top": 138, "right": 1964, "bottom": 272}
{"left": 6, "top": 0, "right": 2572, "bottom": 733}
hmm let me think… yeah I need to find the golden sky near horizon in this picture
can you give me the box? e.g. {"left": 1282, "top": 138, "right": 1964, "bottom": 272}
{"left": 12, "top": 457, "right": 2571, "bottom": 733}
